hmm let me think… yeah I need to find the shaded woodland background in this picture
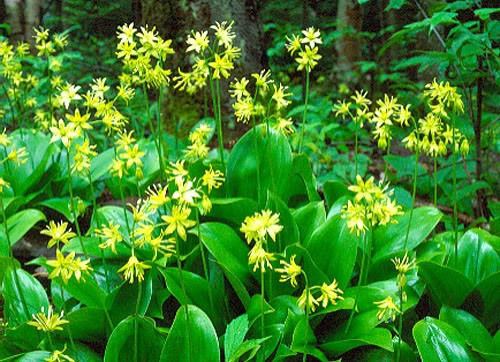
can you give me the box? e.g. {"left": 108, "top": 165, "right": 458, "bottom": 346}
{"left": 0, "top": 0, "right": 498, "bottom": 220}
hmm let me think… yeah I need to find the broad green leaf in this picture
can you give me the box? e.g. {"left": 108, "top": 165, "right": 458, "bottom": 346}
{"left": 227, "top": 125, "right": 293, "bottom": 203}
{"left": 418, "top": 261, "right": 474, "bottom": 307}
{"left": 209, "top": 197, "right": 258, "bottom": 227}
{"left": 61, "top": 271, "right": 108, "bottom": 309}
{"left": 451, "top": 229, "right": 499, "bottom": 285}
{"left": 198, "top": 222, "right": 251, "bottom": 307}
{"left": 322, "top": 180, "right": 348, "bottom": 210}
{"left": 413, "top": 317, "right": 478, "bottom": 361}
{"left": 160, "top": 305, "right": 220, "bottom": 362}
{"left": 90, "top": 148, "right": 114, "bottom": 181}
{"left": 304, "top": 215, "right": 357, "bottom": 289}
{"left": 2, "top": 268, "right": 49, "bottom": 326}
{"left": 265, "top": 192, "right": 299, "bottom": 248}
{"left": 104, "top": 315, "right": 164, "bottom": 362}
{"left": 92, "top": 205, "right": 133, "bottom": 238}
{"left": 0, "top": 209, "right": 46, "bottom": 256}
{"left": 471, "top": 271, "right": 500, "bottom": 328}
{"left": 439, "top": 306, "right": 496, "bottom": 357}
{"left": 65, "top": 307, "right": 108, "bottom": 342}
{"left": 321, "top": 327, "right": 393, "bottom": 356}
{"left": 284, "top": 154, "right": 321, "bottom": 203}
{"left": 292, "top": 201, "right": 326, "bottom": 244}
{"left": 224, "top": 314, "right": 249, "bottom": 361}
{"left": 161, "top": 267, "right": 224, "bottom": 331}
{"left": 372, "top": 207, "right": 441, "bottom": 264}
{"left": 16, "top": 351, "right": 51, "bottom": 361}
{"left": 38, "top": 197, "right": 75, "bottom": 222}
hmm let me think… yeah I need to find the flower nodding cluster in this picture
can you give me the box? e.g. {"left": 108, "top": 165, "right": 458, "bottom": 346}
{"left": 342, "top": 175, "right": 403, "bottom": 236}
{"left": 286, "top": 27, "right": 322, "bottom": 72}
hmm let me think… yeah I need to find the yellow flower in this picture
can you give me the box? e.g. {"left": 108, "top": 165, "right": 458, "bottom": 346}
{"left": 301, "top": 27, "right": 322, "bottom": 48}
{"left": 297, "top": 289, "right": 319, "bottom": 312}
{"left": 118, "top": 255, "right": 151, "bottom": 283}
{"left": 0, "top": 177, "right": 10, "bottom": 193}
{"left": 45, "top": 345, "right": 75, "bottom": 362}
{"left": 172, "top": 178, "right": 201, "bottom": 205}
{"left": 251, "top": 69, "right": 273, "bottom": 93}
{"left": 233, "top": 97, "right": 254, "bottom": 123}
{"left": 7, "top": 146, "right": 28, "bottom": 165}
{"left": 274, "top": 117, "right": 295, "bottom": 136}
{"left": 186, "top": 30, "right": 209, "bottom": 53}
{"left": 240, "top": 209, "right": 283, "bottom": 244}
{"left": 201, "top": 167, "right": 225, "bottom": 193}
{"left": 248, "top": 242, "right": 275, "bottom": 272}
{"left": 317, "top": 280, "right": 344, "bottom": 308}
{"left": 374, "top": 296, "right": 400, "bottom": 322}
{"left": 0, "top": 128, "right": 11, "bottom": 147}
{"left": 66, "top": 109, "right": 92, "bottom": 132}
{"left": 117, "top": 23, "right": 137, "bottom": 44}
{"left": 285, "top": 34, "right": 302, "bottom": 55}
{"left": 276, "top": 255, "right": 302, "bottom": 287}
{"left": 208, "top": 53, "right": 233, "bottom": 80}
{"left": 124, "top": 144, "right": 144, "bottom": 169}
{"left": 351, "top": 90, "right": 371, "bottom": 109}
{"left": 333, "top": 100, "right": 352, "bottom": 118}
{"left": 58, "top": 84, "right": 82, "bottom": 109}
{"left": 46, "top": 249, "right": 92, "bottom": 283}
{"left": 27, "top": 306, "right": 69, "bottom": 332}
{"left": 272, "top": 83, "right": 291, "bottom": 110}
{"left": 295, "top": 45, "right": 321, "bottom": 72}
{"left": 96, "top": 222, "right": 123, "bottom": 253}
{"left": 348, "top": 175, "right": 376, "bottom": 203}
{"left": 229, "top": 77, "right": 250, "bottom": 100}
{"left": 49, "top": 120, "right": 79, "bottom": 148}
{"left": 342, "top": 200, "right": 367, "bottom": 236}
{"left": 41, "top": 221, "right": 76, "bottom": 248}
{"left": 161, "top": 205, "right": 196, "bottom": 241}
{"left": 392, "top": 252, "right": 416, "bottom": 275}
{"left": 211, "top": 21, "right": 236, "bottom": 48}
{"left": 146, "top": 184, "right": 170, "bottom": 210}
{"left": 167, "top": 160, "right": 188, "bottom": 183}
{"left": 110, "top": 158, "right": 126, "bottom": 179}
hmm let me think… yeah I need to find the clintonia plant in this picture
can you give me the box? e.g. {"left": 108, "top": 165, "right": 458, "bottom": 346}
{"left": 0, "top": 21, "right": 497, "bottom": 362}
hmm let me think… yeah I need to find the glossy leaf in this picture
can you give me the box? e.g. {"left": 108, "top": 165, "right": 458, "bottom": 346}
{"left": 224, "top": 314, "right": 249, "bottom": 361}
{"left": 413, "top": 317, "right": 478, "bottom": 361}
{"left": 304, "top": 214, "right": 357, "bottom": 288}
{"left": 227, "top": 125, "right": 293, "bottom": 202}
{"left": 2, "top": 268, "right": 49, "bottom": 326}
{"left": 292, "top": 201, "right": 326, "bottom": 244}
{"left": 104, "top": 315, "right": 164, "bottom": 362}
{"left": 0, "top": 209, "right": 46, "bottom": 256}
{"left": 160, "top": 305, "right": 220, "bottom": 362}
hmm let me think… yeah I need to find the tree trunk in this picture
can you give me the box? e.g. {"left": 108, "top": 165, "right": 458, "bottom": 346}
{"left": 23, "top": 0, "right": 41, "bottom": 47}
{"left": 335, "top": 0, "right": 362, "bottom": 84}
{"left": 5, "top": 0, "right": 24, "bottom": 42}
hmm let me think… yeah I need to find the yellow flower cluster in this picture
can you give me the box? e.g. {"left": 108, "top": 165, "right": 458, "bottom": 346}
{"left": 333, "top": 89, "right": 372, "bottom": 127}
{"left": 403, "top": 80, "right": 468, "bottom": 157}
{"left": 286, "top": 27, "right": 322, "bottom": 72}
{"left": 392, "top": 252, "right": 416, "bottom": 294}
{"left": 34, "top": 27, "right": 68, "bottom": 57}
{"left": 116, "top": 23, "right": 174, "bottom": 89}
{"left": 240, "top": 209, "right": 283, "bottom": 272}
{"left": 27, "top": 305, "right": 69, "bottom": 333}
{"left": 342, "top": 175, "right": 403, "bottom": 235}
{"left": 184, "top": 123, "right": 213, "bottom": 161}
{"left": 174, "top": 21, "right": 240, "bottom": 94}
{"left": 229, "top": 71, "right": 294, "bottom": 135}
{"left": 110, "top": 131, "right": 145, "bottom": 179}
{"left": 374, "top": 296, "right": 400, "bottom": 322}
{"left": 0, "top": 129, "right": 29, "bottom": 167}
{"left": 298, "top": 279, "right": 344, "bottom": 313}
{"left": 46, "top": 249, "right": 93, "bottom": 284}
{"left": 45, "top": 346, "right": 75, "bottom": 362}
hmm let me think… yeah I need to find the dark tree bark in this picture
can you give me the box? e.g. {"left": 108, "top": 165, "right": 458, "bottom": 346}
{"left": 335, "top": 0, "right": 362, "bottom": 84}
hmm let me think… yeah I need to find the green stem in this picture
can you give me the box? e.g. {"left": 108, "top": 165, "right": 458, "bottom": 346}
{"left": 66, "top": 147, "right": 88, "bottom": 257}
{"left": 451, "top": 121, "right": 458, "bottom": 264}
{"left": 302, "top": 273, "right": 310, "bottom": 362}
{"left": 252, "top": 118, "right": 262, "bottom": 206}
{"left": 1, "top": 197, "right": 30, "bottom": 321}
{"left": 354, "top": 126, "right": 359, "bottom": 178}
{"left": 215, "top": 79, "right": 225, "bottom": 167}
{"left": 156, "top": 84, "right": 165, "bottom": 183}
{"left": 60, "top": 287, "right": 76, "bottom": 351}
{"left": 345, "top": 230, "right": 368, "bottom": 334}
{"left": 298, "top": 71, "right": 310, "bottom": 153}
{"left": 403, "top": 147, "right": 420, "bottom": 251}
{"left": 175, "top": 234, "right": 191, "bottom": 362}
{"left": 195, "top": 209, "right": 214, "bottom": 314}
{"left": 433, "top": 157, "right": 438, "bottom": 207}
{"left": 133, "top": 282, "right": 142, "bottom": 362}
{"left": 259, "top": 268, "right": 266, "bottom": 362}
{"left": 396, "top": 285, "right": 404, "bottom": 362}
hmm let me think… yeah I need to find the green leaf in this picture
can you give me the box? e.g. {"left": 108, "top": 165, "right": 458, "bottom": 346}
{"left": 227, "top": 125, "right": 293, "bottom": 203}
{"left": 38, "top": 197, "right": 75, "bottom": 222}
{"left": 91, "top": 148, "right": 114, "bottom": 181}
{"left": 65, "top": 307, "right": 108, "bottom": 342}
{"left": 284, "top": 154, "right": 321, "bottom": 203}
{"left": 159, "top": 305, "right": 220, "bottom": 362}
{"left": 413, "top": 317, "right": 478, "bottom": 361}
{"left": 322, "top": 180, "right": 349, "bottom": 210}
{"left": 2, "top": 268, "right": 49, "bottom": 326}
{"left": 451, "top": 229, "right": 499, "bottom": 285}
{"left": 372, "top": 207, "right": 442, "bottom": 265}
{"left": 439, "top": 306, "right": 496, "bottom": 356}
{"left": 321, "top": 327, "right": 393, "bottom": 356}
{"left": 0, "top": 209, "right": 46, "bottom": 256}
{"left": 418, "top": 261, "right": 474, "bottom": 307}
{"left": 208, "top": 197, "right": 258, "bottom": 227}
{"left": 224, "top": 314, "right": 249, "bottom": 361}
{"left": 15, "top": 351, "right": 51, "bottom": 361}
{"left": 61, "top": 271, "right": 108, "bottom": 309}
{"left": 161, "top": 267, "right": 223, "bottom": 330}
{"left": 385, "top": 0, "right": 406, "bottom": 11}
{"left": 292, "top": 201, "right": 326, "bottom": 244}
{"left": 198, "top": 222, "right": 251, "bottom": 307}
{"left": 104, "top": 315, "right": 164, "bottom": 362}
{"left": 304, "top": 215, "right": 357, "bottom": 288}
{"left": 474, "top": 8, "right": 500, "bottom": 20}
